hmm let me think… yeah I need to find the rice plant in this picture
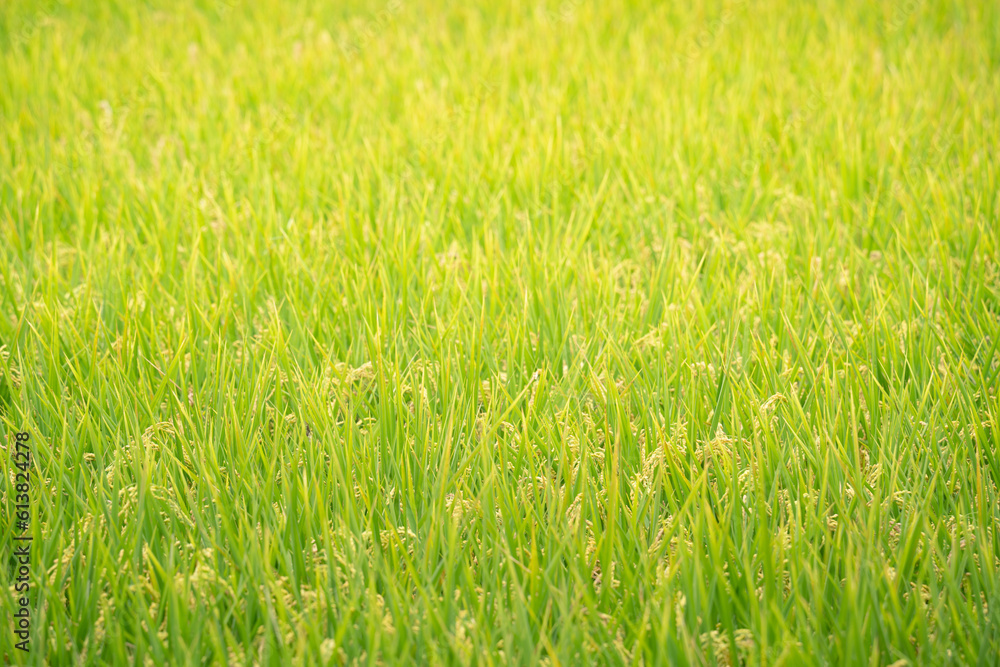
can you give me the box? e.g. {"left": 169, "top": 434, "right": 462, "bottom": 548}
{"left": 1, "top": 0, "right": 998, "bottom": 664}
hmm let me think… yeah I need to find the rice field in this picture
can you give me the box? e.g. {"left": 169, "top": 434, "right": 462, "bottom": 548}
{"left": 1, "top": 0, "right": 999, "bottom": 664}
